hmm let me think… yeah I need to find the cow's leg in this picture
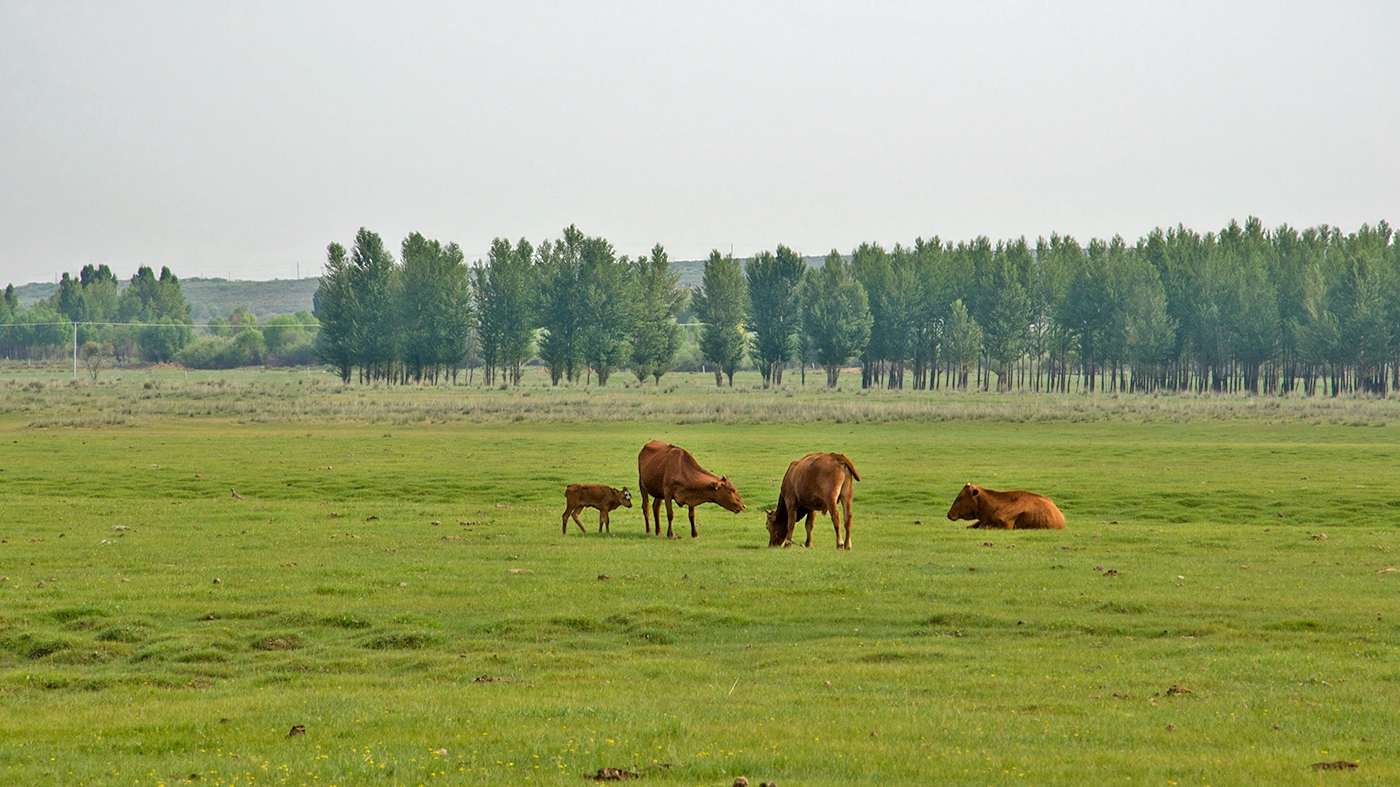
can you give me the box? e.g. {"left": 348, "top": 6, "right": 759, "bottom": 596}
{"left": 842, "top": 479, "right": 854, "bottom": 550}
{"left": 804, "top": 512, "right": 816, "bottom": 548}
{"left": 783, "top": 506, "right": 798, "bottom": 547}
{"left": 664, "top": 498, "right": 677, "bottom": 538}
{"left": 640, "top": 489, "right": 652, "bottom": 534}
{"left": 688, "top": 505, "right": 698, "bottom": 539}
{"left": 652, "top": 496, "right": 664, "bottom": 536}
{"left": 598, "top": 508, "right": 608, "bottom": 534}
{"left": 825, "top": 489, "right": 844, "bottom": 549}
{"left": 562, "top": 505, "right": 572, "bottom": 535}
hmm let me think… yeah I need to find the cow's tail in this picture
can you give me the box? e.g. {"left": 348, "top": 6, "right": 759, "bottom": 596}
{"left": 834, "top": 454, "right": 861, "bottom": 482}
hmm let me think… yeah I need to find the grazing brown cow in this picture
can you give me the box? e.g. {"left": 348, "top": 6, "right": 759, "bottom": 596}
{"left": 945, "top": 483, "right": 1065, "bottom": 530}
{"left": 637, "top": 441, "right": 745, "bottom": 538}
{"left": 561, "top": 484, "right": 632, "bottom": 534}
{"left": 765, "top": 453, "right": 861, "bottom": 550}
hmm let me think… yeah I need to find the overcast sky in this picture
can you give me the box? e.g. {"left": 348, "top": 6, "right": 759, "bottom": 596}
{"left": 1, "top": 1, "right": 1396, "bottom": 285}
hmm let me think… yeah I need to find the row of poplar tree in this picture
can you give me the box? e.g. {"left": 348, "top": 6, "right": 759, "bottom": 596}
{"left": 314, "top": 219, "right": 1399, "bottom": 396}
{"left": 315, "top": 226, "right": 687, "bottom": 386}
{"left": 829, "top": 218, "right": 1400, "bottom": 396}
{"left": 708, "top": 217, "right": 1400, "bottom": 395}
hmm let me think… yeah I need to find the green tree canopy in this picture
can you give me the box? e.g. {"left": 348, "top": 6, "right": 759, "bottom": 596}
{"left": 630, "top": 244, "right": 687, "bottom": 384}
{"left": 692, "top": 250, "right": 748, "bottom": 386}
{"left": 801, "top": 251, "right": 872, "bottom": 387}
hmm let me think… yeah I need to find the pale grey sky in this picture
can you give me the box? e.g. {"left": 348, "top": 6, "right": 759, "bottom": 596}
{"left": 1, "top": 1, "right": 1396, "bottom": 285}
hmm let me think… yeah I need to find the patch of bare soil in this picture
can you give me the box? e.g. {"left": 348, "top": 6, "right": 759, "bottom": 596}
{"left": 584, "top": 767, "right": 637, "bottom": 781}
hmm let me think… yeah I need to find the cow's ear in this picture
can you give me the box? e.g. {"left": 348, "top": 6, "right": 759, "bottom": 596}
{"left": 971, "top": 487, "right": 980, "bottom": 496}
{"left": 720, "top": 475, "right": 728, "bottom": 483}
{"left": 709, "top": 480, "right": 720, "bottom": 489}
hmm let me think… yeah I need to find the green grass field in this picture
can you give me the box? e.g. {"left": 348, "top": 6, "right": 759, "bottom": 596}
{"left": 3, "top": 370, "right": 1400, "bottom": 785}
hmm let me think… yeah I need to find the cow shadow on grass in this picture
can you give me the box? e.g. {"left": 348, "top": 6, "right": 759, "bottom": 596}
{"left": 558, "top": 529, "right": 655, "bottom": 540}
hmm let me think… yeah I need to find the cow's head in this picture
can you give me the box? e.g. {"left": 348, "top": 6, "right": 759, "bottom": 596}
{"left": 946, "top": 483, "right": 980, "bottom": 521}
{"left": 619, "top": 487, "right": 633, "bottom": 508}
{"left": 765, "top": 507, "right": 786, "bottom": 546}
{"left": 709, "top": 476, "right": 745, "bottom": 513}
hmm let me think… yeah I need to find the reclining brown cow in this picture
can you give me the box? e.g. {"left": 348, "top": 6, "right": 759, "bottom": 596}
{"left": 638, "top": 441, "right": 745, "bottom": 538}
{"left": 561, "top": 484, "right": 632, "bottom": 534}
{"left": 945, "top": 483, "right": 1065, "bottom": 530}
{"left": 765, "top": 452, "right": 861, "bottom": 550}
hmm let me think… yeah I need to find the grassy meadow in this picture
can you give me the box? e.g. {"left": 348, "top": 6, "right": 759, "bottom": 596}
{"left": 2, "top": 368, "right": 1400, "bottom": 785}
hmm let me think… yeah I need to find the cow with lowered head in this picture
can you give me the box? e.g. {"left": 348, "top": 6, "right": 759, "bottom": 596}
{"left": 765, "top": 452, "right": 861, "bottom": 550}
{"left": 561, "top": 484, "right": 632, "bottom": 535}
{"left": 945, "top": 483, "right": 1065, "bottom": 530}
{"left": 638, "top": 441, "right": 745, "bottom": 538}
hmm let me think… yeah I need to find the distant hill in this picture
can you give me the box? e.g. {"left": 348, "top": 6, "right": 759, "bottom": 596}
{"left": 7, "top": 256, "right": 826, "bottom": 322}
{"left": 11, "top": 277, "right": 321, "bottom": 321}
{"left": 10, "top": 281, "right": 58, "bottom": 306}
{"left": 177, "top": 278, "right": 321, "bottom": 321}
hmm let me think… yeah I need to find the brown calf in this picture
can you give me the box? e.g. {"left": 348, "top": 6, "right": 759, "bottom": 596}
{"left": 562, "top": 484, "right": 632, "bottom": 534}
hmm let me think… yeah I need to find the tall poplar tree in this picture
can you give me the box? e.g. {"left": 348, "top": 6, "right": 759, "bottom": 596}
{"left": 745, "top": 245, "right": 805, "bottom": 387}
{"left": 474, "top": 237, "right": 536, "bottom": 386}
{"left": 348, "top": 228, "right": 398, "bottom": 382}
{"left": 801, "top": 251, "right": 872, "bottom": 387}
{"left": 535, "top": 228, "right": 585, "bottom": 384}
{"left": 944, "top": 299, "right": 982, "bottom": 390}
{"left": 578, "top": 235, "right": 634, "bottom": 386}
{"left": 630, "top": 244, "right": 687, "bottom": 384}
{"left": 692, "top": 250, "right": 748, "bottom": 386}
{"left": 313, "top": 241, "right": 358, "bottom": 382}
{"left": 399, "top": 231, "right": 471, "bottom": 384}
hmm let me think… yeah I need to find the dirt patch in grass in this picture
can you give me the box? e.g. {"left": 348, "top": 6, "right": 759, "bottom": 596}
{"left": 363, "top": 632, "right": 439, "bottom": 650}
{"left": 252, "top": 634, "right": 303, "bottom": 651}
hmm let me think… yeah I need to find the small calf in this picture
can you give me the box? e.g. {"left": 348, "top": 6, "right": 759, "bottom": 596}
{"left": 562, "top": 484, "right": 633, "bottom": 534}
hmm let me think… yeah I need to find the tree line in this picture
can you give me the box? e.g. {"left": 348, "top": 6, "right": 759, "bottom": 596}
{"left": 314, "top": 226, "right": 686, "bottom": 386}
{"left": 697, "top": 219, "right": 1400, "bottom": 396}
{"left": 5, "top": 217, "right": 1395, "bottom": 397}
{"left": 820, "top": 218, "right": 1400, "bottom": 396}
{"left": 0, "top": 265, "right": 194, "bottom": 362}
{"left": 0, "top": 264, "right": 320, "bottom": 370}
{"left": 314, "top": 219, "right": 1399, "bottom": 396}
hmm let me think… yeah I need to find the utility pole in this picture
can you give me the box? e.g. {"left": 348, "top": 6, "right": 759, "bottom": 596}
{"left": 72, "top": 322, "right": 78, "bottom": 379}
